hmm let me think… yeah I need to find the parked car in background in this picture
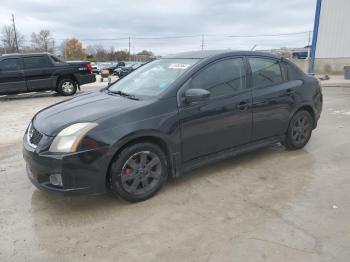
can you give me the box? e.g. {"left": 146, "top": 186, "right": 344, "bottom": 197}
{"left": 292, "top": 51, "right": 308, "bottom": 59}
{"left": 113, "top": 66, "right": 124, "bottom": 76}
{"left": 0, "top": 53, "right": 96, "bottom": 96}
{"left": 118, "top": 63, "right": 144, "bottom": 78}
{"left": 97, "top": 63, "right": 112, "bottom": 74}
{"left": 23, "top": 50, "right": 322, "bottom": 202}
{"left": 100, "top": 61, "right": 126, "bottom": 74}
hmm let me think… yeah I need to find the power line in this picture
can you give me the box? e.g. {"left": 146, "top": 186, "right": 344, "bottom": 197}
{"left": 51, "top": 31, "right": 311, "bottom": 42}
{"left": 133, "top": 34, "right": 202, "bottom": 40}
{"left": 207, "top": 31, "right": 311, "bottom": 38}
{"left": 58, "top": 37, "right": 130, "bottom": 41}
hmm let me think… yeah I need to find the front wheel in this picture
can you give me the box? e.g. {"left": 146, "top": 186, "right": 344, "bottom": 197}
{"left": 57, "top": 79, "right": 77, "bottom": 96}
{"left": 284, "top": 110, "right": 313, "bottom": 150}
{"left": 110, "top": 142, "right": 168, "bottom": 202}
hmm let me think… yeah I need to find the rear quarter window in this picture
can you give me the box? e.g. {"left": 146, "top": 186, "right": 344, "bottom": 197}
{"left": 24, "top": 56, "right": 50, "bottom": 69}
{"left": 50, "top": 55, "right": 64, "bottom": 63}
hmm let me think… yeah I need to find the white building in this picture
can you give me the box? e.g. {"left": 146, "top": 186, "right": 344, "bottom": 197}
{"left": 313, "top": 0, "right": 350, "bottom": 74}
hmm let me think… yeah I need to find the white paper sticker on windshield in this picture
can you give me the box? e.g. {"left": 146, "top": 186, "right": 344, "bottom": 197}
{"left": 168, "top": 63, "right": 190, "bottom": 69}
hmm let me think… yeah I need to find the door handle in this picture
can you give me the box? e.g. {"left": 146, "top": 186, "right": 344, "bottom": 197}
{"left": 253, "top": 100, "right": 267, "bottom": 106}
{"left": 237, "top": 101, "right": 249, "bottom": 111}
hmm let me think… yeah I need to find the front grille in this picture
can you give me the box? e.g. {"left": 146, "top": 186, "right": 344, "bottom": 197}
{"left": 27, "top": 123, "right": 43, "bottom": 147}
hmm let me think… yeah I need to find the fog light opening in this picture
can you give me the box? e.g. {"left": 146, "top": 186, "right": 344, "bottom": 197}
{"left": 49, "top": 174, "right": 63, "bottom": 187}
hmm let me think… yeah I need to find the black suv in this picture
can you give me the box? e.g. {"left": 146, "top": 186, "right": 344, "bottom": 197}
{"left": 23, "top": 50, "right": 322, "bottom": 202}
{"left": 0, "top": 53, "right": 96, "bottom": 96}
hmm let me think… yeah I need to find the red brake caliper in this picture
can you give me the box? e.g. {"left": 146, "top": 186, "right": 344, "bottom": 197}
{"left": 124, "top": 167, "right": 133, "bottom": 176}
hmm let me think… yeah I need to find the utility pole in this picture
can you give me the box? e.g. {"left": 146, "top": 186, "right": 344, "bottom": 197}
{"left": 128, "top": 36, "right": 131, "bottom": 61}
{"left": 306, "top": 30, "right": 312, "bottom": 73}
{"left": 11, "top": 14, "right": 19, "bottom": 52}
{"left": 201, "top": 33, "right": 204, "bottom": 51}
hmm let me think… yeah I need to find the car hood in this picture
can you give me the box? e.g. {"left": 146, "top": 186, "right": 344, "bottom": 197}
{"left": 33, "top": 91, "right": 145, "bottom": 136}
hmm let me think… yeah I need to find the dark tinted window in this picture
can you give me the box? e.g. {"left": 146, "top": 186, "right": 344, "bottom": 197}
{"left": 248, "top": 57, "right": 283, "bottom": 88}
{"left": 24, "top": 56, "right": 49, "bottom": 69}
{"left": 0, "top": 58, "right": 21, "bottom": 71}
{"left": 190, "top": 58, "right": 246, "bottom": 98}
{"left": 50, "top": 55, "right": 64, "bottom": 63}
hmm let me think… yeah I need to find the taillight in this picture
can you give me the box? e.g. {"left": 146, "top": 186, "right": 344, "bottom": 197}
{"left": 86, "top": 63, "right": 93, "bottom": 74}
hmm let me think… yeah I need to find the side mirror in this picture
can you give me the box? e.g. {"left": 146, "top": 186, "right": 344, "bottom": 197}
{"left": 184, "top": 88, "right": 210, "bottom": 104}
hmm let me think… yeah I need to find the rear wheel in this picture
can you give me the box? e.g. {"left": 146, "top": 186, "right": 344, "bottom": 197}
{"left": 57, "top": 78, "right": 77, "bottom": 96}
{"left": 284, "top": 110, "right": 313, "bottom": 150}
{"left": 110, "top": 142, "right": 168, "bottom": 202}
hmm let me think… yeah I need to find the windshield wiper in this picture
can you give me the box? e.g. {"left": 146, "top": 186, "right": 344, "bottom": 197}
{"left": 106, "top": 90, "right": 140, "bottom": 100}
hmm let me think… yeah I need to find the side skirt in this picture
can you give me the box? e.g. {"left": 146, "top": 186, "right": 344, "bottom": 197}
{"left": 176, "top": 135, "right": 284, "bottom": 177}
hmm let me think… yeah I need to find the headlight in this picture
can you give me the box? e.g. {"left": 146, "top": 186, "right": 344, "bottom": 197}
{"left": 49, "top": 123, "right": 98, "bottom": 153}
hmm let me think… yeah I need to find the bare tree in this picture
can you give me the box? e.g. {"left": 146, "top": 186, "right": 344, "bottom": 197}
{"left": 107, "top": 46, "right": 117, "bottom": 61}
{"left": 115, "top": 50, "right": 129, "bottom": 61}
{"left": 136, "top": 50, "right": 154, "bottom": 61}
{"left": 1, "top": 25, "right": 25, "bottom": 53}
{"left": 85, "top": 45, "right": 97, "bottom": 56}
{"left": 95, "top": 45, "right": 107, "bottom": 61}
{"left": 31, "top": 30, "right": 54, "bottom": 52}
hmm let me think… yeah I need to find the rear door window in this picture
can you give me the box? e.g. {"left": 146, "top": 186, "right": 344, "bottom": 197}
{"left": 248, "top": 57, "right": 283, "bottom": 88}
{"left": 24, "top": 56, "right": 50, "bottom": 69}
{"left": 0, "top": 58, "right": 21, "bottom": 71}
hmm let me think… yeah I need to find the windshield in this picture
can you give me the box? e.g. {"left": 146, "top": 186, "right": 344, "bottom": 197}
{"left": 108, "top": 59, "right": 198, "bottom": 97}
{"left": 132, "top": 63, "right": 142, "bottom": 69}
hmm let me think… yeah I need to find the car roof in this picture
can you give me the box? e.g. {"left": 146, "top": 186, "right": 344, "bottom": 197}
{"left": 164, "top": 50, "right": 282, "bottom": 60}
{"left": 0, "top": 52, "right": 51, "bottom": 59}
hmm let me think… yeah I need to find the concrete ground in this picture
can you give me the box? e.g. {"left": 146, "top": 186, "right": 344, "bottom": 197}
{"left": 320, "top": 75, "right": 350, "bottom": 87}
{"left": 0, "top": 77, "right": 349, "bottom": 262}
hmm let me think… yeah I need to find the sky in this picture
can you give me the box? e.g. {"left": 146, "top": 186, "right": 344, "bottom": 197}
{"left": 0, "top": 0, "right": 317, "bottom": 55}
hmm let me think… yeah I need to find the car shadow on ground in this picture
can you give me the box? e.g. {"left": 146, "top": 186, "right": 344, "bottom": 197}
{"left": 30, "top": 143, "right": 314, "bottom": 216}
{"left": 169, "top": 143, "right": 313, "bottom": 188}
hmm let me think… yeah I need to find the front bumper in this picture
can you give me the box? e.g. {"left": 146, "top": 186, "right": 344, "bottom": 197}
{"left": 23, "top": 134, "right": 109, "bottom": 196}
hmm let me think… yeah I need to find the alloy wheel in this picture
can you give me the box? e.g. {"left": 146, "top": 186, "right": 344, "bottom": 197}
{"left": 120, "top": 151, "right": 162, "bottom": 195}
{"left": 291, "top": 114, "right": 311, "bottom": 146}
{"left": 62, "top": 81, "right": 74, "bottom": 94}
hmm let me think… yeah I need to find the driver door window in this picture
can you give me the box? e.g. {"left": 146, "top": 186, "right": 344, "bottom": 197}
{"left": 189, "top": 58, "right": 246, "bottom": 99}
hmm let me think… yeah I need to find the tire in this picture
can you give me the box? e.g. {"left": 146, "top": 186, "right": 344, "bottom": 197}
{"left": 57, "top": 78, "right": 77, "bottom": 96}
{"left": 284, "top": 110, "right": 313, "bottom": 150}
{"left": 109, "top": 142, "right": 168, "bottom": 202}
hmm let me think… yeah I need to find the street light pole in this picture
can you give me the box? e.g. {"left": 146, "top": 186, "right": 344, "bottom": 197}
{"left": 309, "top": 0, "right": 322, "bottom": 74}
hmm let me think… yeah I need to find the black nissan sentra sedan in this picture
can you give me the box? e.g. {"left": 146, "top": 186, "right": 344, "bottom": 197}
{"left": 23, "top": 50, "right": 323, "bottom": 202}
